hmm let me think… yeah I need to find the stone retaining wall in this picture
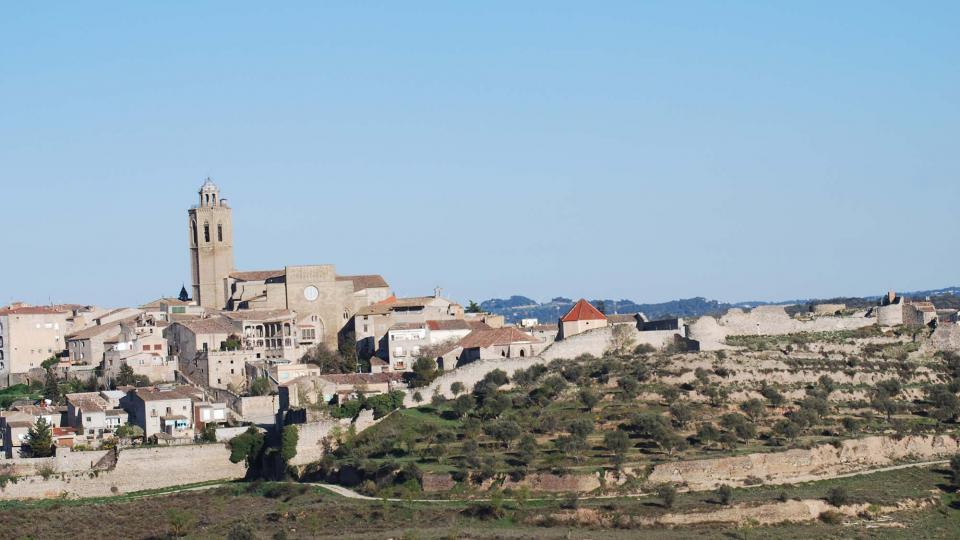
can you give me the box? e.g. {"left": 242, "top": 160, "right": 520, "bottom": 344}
{"left": 0, "top": 443, "right": 245, "bottom": 499}
{"left": 648, "top": 434, "right": 959, "bottom": 490}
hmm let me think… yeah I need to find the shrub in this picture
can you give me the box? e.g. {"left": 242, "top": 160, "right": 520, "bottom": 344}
{"left": 281, "top": 425, "right": 299, "bottom": 463}
{"left": 717, "top": 484, "right": 733, "bottom": 505}
{"left": 826, "top": 486, "right": 849, "bottom": 507}
{"left": 656, "top": 484, "right": 677, "bottom": 509}
{"left": 819, "top": 510, "right": 844, "bottom": 524}
{"left": 227, "top": 523, "right": 255, "bottom": 540}
{"left": 167, "top": 509, "right": 197, "bottom": 537}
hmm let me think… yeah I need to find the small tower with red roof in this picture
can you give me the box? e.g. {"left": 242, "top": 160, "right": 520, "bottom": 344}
{"left": 558, "top": 299, "right": 608, "bottom": 339}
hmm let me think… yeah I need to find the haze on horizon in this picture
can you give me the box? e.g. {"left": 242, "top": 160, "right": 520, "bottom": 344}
{"left": 2, "top": 2, "right": 958, "bottom": 309}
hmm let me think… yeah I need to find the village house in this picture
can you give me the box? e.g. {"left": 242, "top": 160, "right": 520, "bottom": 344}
{"left": 101, "top": 317, "right": 175, "bottom": 384}
{"left": 65, "top": 391, "right": 129, "bottom": 441}
{"left": 244, "top": 358, "right": 325, "bottom": 390}
{"left": 123, "top": 386, "right": 200, "bottom": 440}
{"left": 165, "top": 316, "right": 246, "bottom": 390}
{"left": 457, "top": 327, "right": 545, "bottom": 365}
{"left": 0, "top": 304, "right": 71, "bottom": 378}
{"left": 355, "top": 290, "right": 465, "bottom": 360}
{"left": 557, "top": 299, "right": 608, "bottom": 339}
{"left": 220, "top": 309, "right": 303, "bottom": 360}
{"left": 279, "top": 372, "right": 405, "bottom": 409}
{"left": 0, "top": 402, "right": 64, "bottom": 457}
{"left": 139, "top": 296, "right": 205, "bottom": 323}
{"left": 386, "top": 319, "right": 490, "bottom": 372}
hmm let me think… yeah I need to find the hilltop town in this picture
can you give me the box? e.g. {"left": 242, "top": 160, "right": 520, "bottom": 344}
{"left": 3, "top": 180, "right": 960, "bottom": 538}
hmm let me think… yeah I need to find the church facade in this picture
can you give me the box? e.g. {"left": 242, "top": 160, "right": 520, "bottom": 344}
{"left": 187, "top": 179, "right": 391, "bottom": 349}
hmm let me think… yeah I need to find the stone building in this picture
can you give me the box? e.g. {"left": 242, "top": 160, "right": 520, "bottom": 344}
{"left": 354, "top": 291, "right": 464, "bottom": 360}
{"left": 557, "top": 299, "right": 608, "bottom": 339}
{"left": 0, "top": 403, "right": 64, "bottom": 457}
{"left": 184, "top": 179, "right": 391, "bottom": 349}
{"left": 65, "top": 391, "right": 128, "bottom": 441}
{"left": 457, "top": 327, "right": 545, "bottom": 365}
{"left": 0, "top": 304, "right": 71, "bottom": 377}
{"left": 386, "top": 319, "right": 490, "bottom": 372}
{"left": 123, "top": 386, "right": 200, "bottom": 440}
{"left": 874, "top": 291, "right": 938, "bottom": 327}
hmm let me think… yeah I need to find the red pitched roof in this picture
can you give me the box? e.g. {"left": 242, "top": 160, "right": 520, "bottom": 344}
{"left": 560, "top": 299, "right": 607, "bottom": 322}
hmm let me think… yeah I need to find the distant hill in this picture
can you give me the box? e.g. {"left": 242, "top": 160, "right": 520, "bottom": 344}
{"left": 478, "top": 286, "right": 960, "bottom": 324}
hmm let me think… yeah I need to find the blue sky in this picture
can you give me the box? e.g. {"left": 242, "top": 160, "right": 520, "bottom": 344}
{"left": 2, "top": 2, "right": 958, "bottom": 308}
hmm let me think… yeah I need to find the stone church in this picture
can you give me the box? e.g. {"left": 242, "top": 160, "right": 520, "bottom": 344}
{"left": 187, "top": 179, "right": 391, "bottom": 349}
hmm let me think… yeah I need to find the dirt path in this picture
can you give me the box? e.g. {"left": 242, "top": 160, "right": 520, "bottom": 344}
{"left": 310, "top": 458, "right": 951, "bottom": 503}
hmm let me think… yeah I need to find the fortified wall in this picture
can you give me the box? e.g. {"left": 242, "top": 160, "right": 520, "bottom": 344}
{"left": 688, "top": 306, "right": 875, "bottom": 350}
{"left": 0, "top": 443, "right": 245, "bottom": 499}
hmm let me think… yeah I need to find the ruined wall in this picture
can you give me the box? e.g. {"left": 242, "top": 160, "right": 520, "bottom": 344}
{"left": 929, "top": 325, "right": 960, "bottom": 352}
{"left": 0, "top": 443, "right": 245, "bottom": 499}
{"left": 688, "top": 306, "right": 875, "bottom": 350}
{"left": 647, "top": 434, "right": 959, "bottom": 490}
{"left": 288, "top": 409, "right": 382, "bottom": 467}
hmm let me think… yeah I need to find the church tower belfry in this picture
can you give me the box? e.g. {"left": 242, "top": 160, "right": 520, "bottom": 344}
{"left": 188, "top": 178, "right": 235, "bottom": 309}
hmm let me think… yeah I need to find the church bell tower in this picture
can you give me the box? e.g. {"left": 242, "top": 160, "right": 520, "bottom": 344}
{"left": 188, "top": 178, "right": 235, "bottom": 309}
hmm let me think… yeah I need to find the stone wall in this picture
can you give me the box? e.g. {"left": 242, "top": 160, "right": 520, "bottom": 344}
{"left": 403, "top": 356, "right": 548, "bottom": 406}
{"left": 0, "top": 448, "right": 111, "bottom": 477}
{"left": 288, "top": 410, "right": 381, "bottom": 467}
{"left": 0, "top": 443, "right": 245, "bottom": 499}
{"left": 929, "top": 325, "right": 960, "bottom": 351}
{"left": 688, "top": 306, "right": 875, "bottom": 350}
{"left": 647, "top": 434, "right": 959, "bottom": 490}
{"left": 237, "top": 395, "right": 280, "bottom": 424}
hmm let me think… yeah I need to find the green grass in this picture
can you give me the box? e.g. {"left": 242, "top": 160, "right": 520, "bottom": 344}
{"left": 3, "top": 466, "right": 959, "bottom": 539}
{"left": 0, "top": 384, "right": 43, "bottom": 408}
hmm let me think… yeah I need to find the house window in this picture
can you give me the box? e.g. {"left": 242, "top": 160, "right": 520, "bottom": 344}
{"left": 203, "top": 343, "right": 209, "bottom": 352}
{"left": 203, "top": 222, "right": 210, "bottom": 242}
{"left": 217, "top": 223, "right": 223, "bottom": 242}
{"left": 142, "top": 345, "right": 150, "bottom": 351}
{"left": 154, "top": 344, "right": 162, "bottom": 350}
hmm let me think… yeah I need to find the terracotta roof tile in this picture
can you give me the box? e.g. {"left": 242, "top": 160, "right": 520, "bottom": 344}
{"left": 459, "top": 327, "right": 539, "bottom": 349}
{"left": 560, "top": 299, "right": 607, "bottom": 322}
{"left": 0, "top": 305, "right": 69, "bottom": 316}
{"left": 426, "top": 320, "right": 488, "bottom": 332}
{"left": 336, "top": 274, "right": 389, "bottom": 290}
{"left": 172, "top": 316, "right": 238, "bottom": 335}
